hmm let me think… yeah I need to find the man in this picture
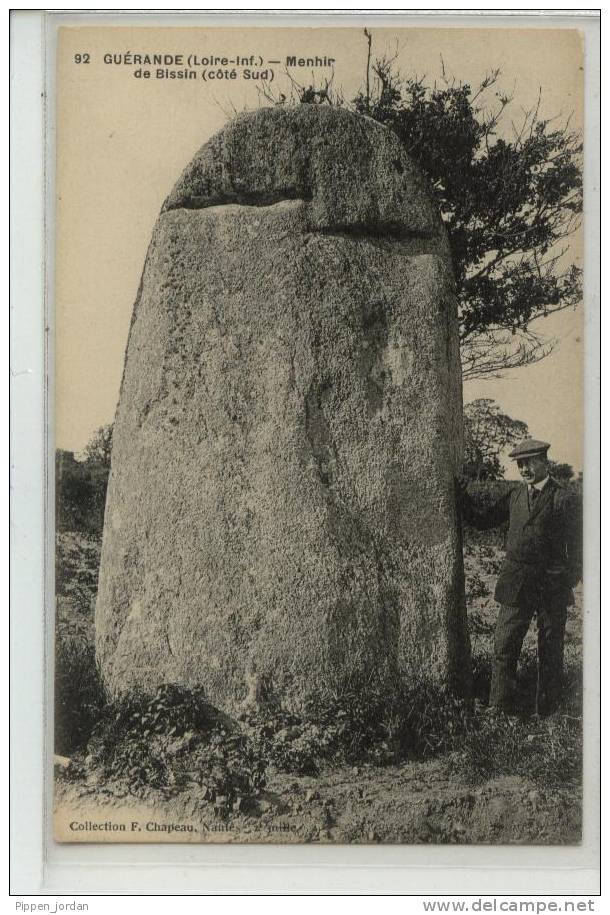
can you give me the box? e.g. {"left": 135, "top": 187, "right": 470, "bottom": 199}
{"left": 461, "top": 439, "right": 582, "bottom": 716}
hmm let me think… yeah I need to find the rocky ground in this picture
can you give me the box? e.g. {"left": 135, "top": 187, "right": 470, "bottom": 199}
{"left": 54, "top": 528, "right": 583, "bottom": 846}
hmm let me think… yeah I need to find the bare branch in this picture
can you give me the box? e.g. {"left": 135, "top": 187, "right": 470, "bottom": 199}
{"left": 461, "top": 328, "right": 557, "bottom": 380}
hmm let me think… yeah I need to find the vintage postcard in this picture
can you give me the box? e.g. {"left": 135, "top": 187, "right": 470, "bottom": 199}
{"left": 53, "top": 22, "right": 587, "bottom": 845}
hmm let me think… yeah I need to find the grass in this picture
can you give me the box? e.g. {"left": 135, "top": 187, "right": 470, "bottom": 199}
{"left": 55, "top": 662, "right": 582, "bottom": 797}
{"left": 85, "top": 684, "right": 267, "bottom": 809}
{"left": 54, "top": 635, "right": 107, "bottom": 756}
{"left": 449, "top": 710, "right": 582, "bottom": 787}
{"left": 54, "top": 526, "right": 583, "bottom": 799}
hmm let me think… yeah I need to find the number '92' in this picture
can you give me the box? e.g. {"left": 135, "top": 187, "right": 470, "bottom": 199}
{"left": 74, "top": 53, "right": 90, "bottom": 64}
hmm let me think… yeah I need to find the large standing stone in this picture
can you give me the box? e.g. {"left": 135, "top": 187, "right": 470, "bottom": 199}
{"left": 95, "top": 106, "right": 470, "bottom": 710}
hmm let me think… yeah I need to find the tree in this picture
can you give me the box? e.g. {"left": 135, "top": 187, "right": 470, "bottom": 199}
{"left": 78, "top": 423, "right": 113, "bottom": 468}
{"left": 548, "top": 460, "right": 574, "bottom": 483}
{"left": 264, "top": 35, "right": 583, "bottom": 380}
{"left": 463, "top": 398, "right": 529, "bottom": 480}
{"left": 57, "top": 424, "right": 114, "bottom": 537}
{"left": 352, "top": 49, "right": 582, "bottom": 380}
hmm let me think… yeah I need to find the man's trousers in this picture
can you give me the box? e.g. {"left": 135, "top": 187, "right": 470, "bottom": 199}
{"left": 489, "top": 598, "right": 568, "bottom": 715}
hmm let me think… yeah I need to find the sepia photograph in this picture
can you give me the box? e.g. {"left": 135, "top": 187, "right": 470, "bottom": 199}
{"left": 52, "top": 23, "right": 588, "bottom": 846}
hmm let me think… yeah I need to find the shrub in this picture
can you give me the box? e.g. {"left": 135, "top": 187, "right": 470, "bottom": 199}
{"left": 54, "top": 635, "right": 107, "bottom": 755}
{"left": 55, "top": 530, "right": 105, "bottom": 755}
{"left": 244, "top": 679, "right": 476, "bottom": 773}
{"left": 464, "top": 479, "right": 514, "bottom": 510}
{"left": 56, "top": 532, "right": 101, "bottom": 604}
{"left": 449, "top": 712, "right": 582, "bottom": 787}
{"left": 392, "top": 681, "right": 474, "bottom": 759}
{"left": 56, "top": 657, "right": 582, "bottom": 801}
{"left": 471, "top": 651, "right": 493, "bottom": 704}
{"left": 465, "top": 570, "right": 490, "bottom": 604}
{"left": 94, "top": 682, "right": 220, "bottom": 742}
{"left": 243, "top": 708, "right": 325, "bottom": 775}
{"left": 56, "top": 450, "right": 109, "bottom": 538}
{"left": 242, "top": 686, "right": 394, "bottom": 775}
{"left": 86, "top": 684, "right": 268, "bottom": 807}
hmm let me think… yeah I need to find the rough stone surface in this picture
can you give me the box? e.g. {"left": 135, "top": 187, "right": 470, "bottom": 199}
{"left": 95, "top": 106, "right": 470, "bottom": 710}
{"left": 163, "top": 106, "right": 439, "bottom": 236}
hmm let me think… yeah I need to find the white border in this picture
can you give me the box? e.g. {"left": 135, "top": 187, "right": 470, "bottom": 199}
{"left": 10, "top": 9, "right": 46, "bottom": 896}
{"left": 9, "top": 8, "right": 601, "bottom": 897}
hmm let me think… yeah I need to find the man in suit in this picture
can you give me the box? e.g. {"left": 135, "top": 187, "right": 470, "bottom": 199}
{"left": 461, "top": 439, "right": 582, "bottom": 716}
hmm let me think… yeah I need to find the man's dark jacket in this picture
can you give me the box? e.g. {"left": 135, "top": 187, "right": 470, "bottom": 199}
{"left": 463, "top": 477, "right": 582, "bottom": 607}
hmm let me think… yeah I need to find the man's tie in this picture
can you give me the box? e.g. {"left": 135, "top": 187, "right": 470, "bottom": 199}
{"left": 529, "top": 486, "right": 539, "bottom": 510}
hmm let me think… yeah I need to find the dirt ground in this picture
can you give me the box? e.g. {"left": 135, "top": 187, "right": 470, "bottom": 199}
{"left": 55, "top": 753, "right": 581, "bottom": 845}
{"left": 54, "top": 528, "right": 583, "bottom": 847}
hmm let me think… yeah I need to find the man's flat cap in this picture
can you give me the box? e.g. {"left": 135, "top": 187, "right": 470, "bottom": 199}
{"left": 508, "top": 438, "right": 550, "bottom": 460}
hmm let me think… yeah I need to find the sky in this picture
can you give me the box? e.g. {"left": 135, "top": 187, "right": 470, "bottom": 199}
{"left": 55, "top": 25, "right": 585, "bottom": 475}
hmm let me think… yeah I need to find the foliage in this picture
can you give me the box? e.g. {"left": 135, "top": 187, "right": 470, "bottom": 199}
{"left": 463, "top": 523, "right": 505, "bottom": 569}
{"left": 548, "top": 460, "right": 574, "bottom": 482}
{"left": 58, "top": 639, "right": 581, "bottom": 797}
{"left": 99, "top": 683, "right": 220, "bottom": 741}
{"left": 243, "top": 711, "right": 322, "bottom": 776}
{"left": 462, "top": 478, "right": 514, "bottom": 512}
{"left": 55, "top": 532, "right": 101, "bottom": 637}
{"left": 87, "top": 684, "right": 268, "bottom": 808}
{"left": 78, "top": 423, "right": 114, "bottom": 467}
{"left": 463, "top": 531, "right": 503, "bottom": 637}
{"left": 54, "top": 494, "right": 582, "bottom": 798}
{"left": 449, "top": 710, "right": 582, "bottom": 786}
{"left": 463, "top": 398, "right": 528, "bottom": 480}
{"left": 56, "top": 449, "right": 110, "bottom": 537}
{"left": 55, "top": 635, "right": 107, "bottom": 755}
{"left": 394, "top": 682, "right": 474, "bottom": 759}
{"left": 244, "top": 680, "right": 475, "bottom": 773}
{"left": 465, "top": 570, "right": 490, "bottom": 605}
{"left": 243, "top": 686, "right": 398, "bottom": 774}
{"left": 353, "top": 47, "right": 582, "bottom": 379}
{"left": 56, "top": 424, "right": 113, "bottom": 537}
{"left": 55, "top": 628, "right": 582, "bottom": 797}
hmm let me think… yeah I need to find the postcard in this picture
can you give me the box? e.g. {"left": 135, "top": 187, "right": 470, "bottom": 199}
{"left": 53, "top": 23, "right": 586, "bottom": 845}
